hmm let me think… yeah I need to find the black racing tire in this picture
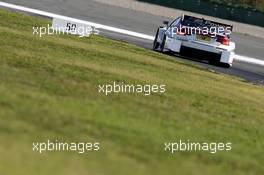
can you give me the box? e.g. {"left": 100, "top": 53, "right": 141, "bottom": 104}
{"left": 153, "top": 28, "right": 160, "bottom": 51}
{"left": 208, "top": 59, "right": 218, "bottom": 66}
{"left": 209, "top": 59, "right": 231, "bottom": 68}
{"left": 219, "top": 63, "right": 231, "bottom": 68}
{"left": 160, "top": 35, "right": 166, "bottom": 53}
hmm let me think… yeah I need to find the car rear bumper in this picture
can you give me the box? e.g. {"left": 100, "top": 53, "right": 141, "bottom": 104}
{"left": 165, "top": 38, "right": 235, "bottom": 65}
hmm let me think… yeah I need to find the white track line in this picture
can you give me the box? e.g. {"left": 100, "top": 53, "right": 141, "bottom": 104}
{"left": 0, "top": 1, "right": 263, "bottom": 66}
{"left": 235, "top": 55, "right": 264, "bottom": 66}
{"left": 0, "top": 2, "right": 154, "bottom": 40}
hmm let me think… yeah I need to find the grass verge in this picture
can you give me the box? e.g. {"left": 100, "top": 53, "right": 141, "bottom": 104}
{"left": 0, "top": 9, "right": 264, "bottom": 175}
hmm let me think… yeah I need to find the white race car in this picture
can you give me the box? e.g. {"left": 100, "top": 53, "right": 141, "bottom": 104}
{"left": 153, "top": 15, "right": 235, "bottom": 68}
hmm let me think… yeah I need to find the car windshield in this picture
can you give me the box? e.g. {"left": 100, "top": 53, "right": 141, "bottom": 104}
{"left": 181, "top": 17, "right": 228, "bottom": 35}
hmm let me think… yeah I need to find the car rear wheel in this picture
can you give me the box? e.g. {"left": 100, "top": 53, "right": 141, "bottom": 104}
{"left": 209, "top": 59, "right": 219, "bottom": 66}
{"left": 219, "top": 63, "right": 231, "bottom": 68}
{"left": 209, "top": 59, "right": 231, "bottom": 68}
{"left": 153, "top": 29, "right": 160, "bottom": 51}
{"left": 159, "top": 35, "right": 166, "bottom": 53}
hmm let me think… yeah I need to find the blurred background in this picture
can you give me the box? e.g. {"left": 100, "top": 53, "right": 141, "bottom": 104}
{"left": 137, "top": 0, "right": 264, "bottom": 26}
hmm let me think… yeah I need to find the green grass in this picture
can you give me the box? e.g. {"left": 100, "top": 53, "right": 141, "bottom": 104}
{"left": 0, "top": 9, "right": 264, "bottom": 175}
{"left": 206, "top": 0, "right": 264, "bottom": 12}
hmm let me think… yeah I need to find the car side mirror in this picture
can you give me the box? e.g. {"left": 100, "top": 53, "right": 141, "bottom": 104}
{"left": 163, "top": 21, "right": 169, "bottom": 26}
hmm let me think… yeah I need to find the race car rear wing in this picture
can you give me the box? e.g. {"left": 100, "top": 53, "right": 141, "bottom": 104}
{"left": 182, "top": 14, "right": 233, "bottom": 32}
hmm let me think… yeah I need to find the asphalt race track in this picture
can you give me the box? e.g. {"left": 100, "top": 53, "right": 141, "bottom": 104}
{"left": 2, "top": 0, "right": 264, "bottom": 84}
